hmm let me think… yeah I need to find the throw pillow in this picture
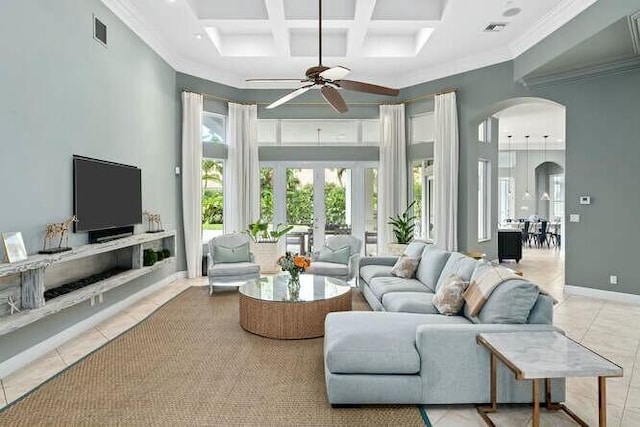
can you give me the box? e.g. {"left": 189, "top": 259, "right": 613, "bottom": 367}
{"left": 317, "top": 245, "right": 351, "bottom": 265}
{"left": 390, "top": 255, "right": 421, "bottom": 279}
{"left": 433, "top": 274, "right": 469, "bottom": 316}
{"left": 213, "top": 242, "right": 251, "bottom": 264}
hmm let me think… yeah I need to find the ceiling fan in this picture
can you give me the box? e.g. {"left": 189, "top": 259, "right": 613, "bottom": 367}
{"left": 246, "top": 0, "right": 400, "bottom": 113}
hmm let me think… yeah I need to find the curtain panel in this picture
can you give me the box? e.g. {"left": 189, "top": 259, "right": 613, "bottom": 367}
{"left": 433, "top": 92, "right": 459, "bottom": 251}
{"left": 225, "top": 103, "right": 259, "bottom": 233}
{"left": 377, "top": 104, "right": 408, "bottom": 254}
{"left": 181, "top": 91, "right": 204, "bottom": 278}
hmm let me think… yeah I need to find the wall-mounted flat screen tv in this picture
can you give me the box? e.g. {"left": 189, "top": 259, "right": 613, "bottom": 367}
{"left": 73, "top": 156, "right": 142, "bottom": 232}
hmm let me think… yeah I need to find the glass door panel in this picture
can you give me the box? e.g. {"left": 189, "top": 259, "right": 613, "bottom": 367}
{"left": 324, "top": 168, "right": 351, "bottom": 234}
{"left": 285, "top": 168, "right": 313, "bottom": 254}
{"left": 364, "top": 168, "right": 378, "bottom": 255}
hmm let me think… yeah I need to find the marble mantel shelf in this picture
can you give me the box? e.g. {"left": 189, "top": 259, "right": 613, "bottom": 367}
{"left": 0, "top": 257, "right": 174, "bottom": 337}
{"left": 0, "top": 231, "right": 176, "bottom": 278}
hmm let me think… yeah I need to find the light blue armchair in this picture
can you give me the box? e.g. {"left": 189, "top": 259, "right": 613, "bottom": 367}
{"left": 305, "top": 235, "right": 362, "bottom": 283}
{"left": 207, "top": 233, "right": 260, "bottom": 295}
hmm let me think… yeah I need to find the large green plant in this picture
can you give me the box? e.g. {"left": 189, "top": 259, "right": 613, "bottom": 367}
{"left": 387, "top": 201, "right": 417, "bottom": 244}
{"left": 246, "top": 221, "right": 294, "bottom": 243}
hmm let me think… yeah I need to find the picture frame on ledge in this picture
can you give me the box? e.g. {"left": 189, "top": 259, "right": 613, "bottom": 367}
{"left": 2, "top": 232, "right": 28, "bottom": 263}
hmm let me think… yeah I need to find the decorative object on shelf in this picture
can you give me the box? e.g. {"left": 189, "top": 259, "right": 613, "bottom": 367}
{"left": 247, "top": 221, "right": 293, "bottom": 274}
{"left": 6, "top": 295, "right": 21, "bottom": 315}
{"left": 40, "top": 215, "right": 78, "bottom": 254}
{"left": 143, "top": 249, "right": 158, "bottom": 267}
{"left": 2, "top": 232, "right": 28, "bottom": 263}
{"left": 540, "top": 135, "right": 551, "bottom": 201}
{"left": 523, "top": 135, "right": 532, "bottom": 201}
{"left": 161, "top": 248, "right": 171, "bottom": 259}
{"left": 143, "top": 210, "right": 164, "bottom": 233}
{"left": 156, "top": 250, "right": 165, "bottom": 261}
{"left": 277, "top": 252, "right": 311, "bottom": 285}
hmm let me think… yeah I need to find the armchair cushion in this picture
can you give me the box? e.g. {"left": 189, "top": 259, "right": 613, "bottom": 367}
{"left": 212, "top": 242, "right": 251, "bottom": 264}
{"left": 209, "top": 262, "right": 260, "bottom": 277}
{"left": 317, "top": 245, "right": 351, "bottom": 265}
{"left": 305, "top": 261, "right": 349, "bottom": 278}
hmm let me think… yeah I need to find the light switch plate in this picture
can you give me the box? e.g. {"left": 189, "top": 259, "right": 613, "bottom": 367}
{"left": 569, "top": 214, "right": 580, "bottom": 223}
{"left": 174, "top": 166, "right": 181, "bottom": 175}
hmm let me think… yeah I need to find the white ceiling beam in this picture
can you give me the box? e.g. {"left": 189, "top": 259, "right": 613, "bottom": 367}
{"left": 346, "top": 0, "right": 376, "bottom": 57}
{"left": 265, "top": 0, "right": 291, "bottom": 57}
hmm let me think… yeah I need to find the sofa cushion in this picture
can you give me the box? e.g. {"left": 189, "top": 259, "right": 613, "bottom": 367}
{"left": 527, "top": 294, "right": 555, "bottom": 324}
{"left": 369, "top": 277, "right": 429, "bottom": 300}
{"left": 415, "top": 246, "right": 451, "bottom": 292}
{"left": 464, "top": 279, "right": 540, "bottom": 324}
{"left": 325, "top": 312, "right": 430, "bottom": 374}
{"left": 305, "top": 261, "right": 348, "bottom": 278}
{"left": 403, "top": 241, "right": 428, "bottom": 258}
{"left": 433, "top": 274, "right": 469, "bottom": 315}
{"left": 209, "top": 262, "right": 259, "bottom": 277}
{"left": 382, "top": 292, "right": 439, "bottom": 314}
{"left": 390, "top": 255, "right": 421, "bottom": 278}
{"left": 360, "top": 265, "right": 394, "bottom": 284}
{"left": 435, "top": 253, "right": 479, "bottom": 292}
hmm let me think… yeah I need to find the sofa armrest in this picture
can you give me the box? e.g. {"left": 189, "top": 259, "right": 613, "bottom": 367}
{"left": 359, "top": 256, "right": 398, "bottom": 268}
{"left": 415, "top": 323, "right": 564, "bottom": 404}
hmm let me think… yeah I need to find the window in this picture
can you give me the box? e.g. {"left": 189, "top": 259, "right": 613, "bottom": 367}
{"left": 478, "top": 160, "right": 491, "bottom": 241}
{"left": 202, "top": 113, "right": 225, "bottom": 144}
{"left": 498, "top": 177, "right": 513, "bottom": 222}
{"left": 478, "top": 119, "right": 492, "bottom": 143}
{"left": 260, "top": 167, "right": 274, "bottom": 223}
{"left": 202, "top": 159, "right": 224, "bottom": 242}
{"left": 410, "top": 113, "right": 435, "bottom": 144}
{"left": 412, "top": 160, "right": 434, "bottom": 241}
{"left": 257, "top": 119, "right": 379, "bottom": 146}
{"left": 550, "top": 174, "right": 565, "bottom": 222}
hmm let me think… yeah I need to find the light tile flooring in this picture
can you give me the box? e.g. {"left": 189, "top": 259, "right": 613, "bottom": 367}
{"left": 0, "top": 250, "right": 639, "bottom": 426}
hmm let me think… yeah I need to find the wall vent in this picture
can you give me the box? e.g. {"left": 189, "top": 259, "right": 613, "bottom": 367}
{"left": 93, "top": 15, "right": 107, "bottom": 47}
{"left": 484, "top": 23, "right": 508, "bottom": 32}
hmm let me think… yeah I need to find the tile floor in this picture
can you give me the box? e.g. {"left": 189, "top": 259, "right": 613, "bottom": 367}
{"left": 0, "top": 249, "right": 639, "bottom": 427}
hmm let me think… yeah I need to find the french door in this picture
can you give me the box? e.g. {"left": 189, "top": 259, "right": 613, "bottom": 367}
{"left": 261, "top": 162, "right": 376, "bottom": 255}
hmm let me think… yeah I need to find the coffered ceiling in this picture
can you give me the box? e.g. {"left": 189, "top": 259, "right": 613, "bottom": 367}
{"left": 101, "top": 0, "right": 598, "bottom": 89}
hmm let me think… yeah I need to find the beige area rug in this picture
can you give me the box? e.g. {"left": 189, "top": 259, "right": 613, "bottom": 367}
{"left": 0, "top": 287, "right": 425, "bottom": 426}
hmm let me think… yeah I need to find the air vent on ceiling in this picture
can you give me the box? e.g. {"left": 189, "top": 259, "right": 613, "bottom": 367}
{"left": 484, "top": 23, "right": 508, "bottom": 32}
{"left": 93, "top": 15, "right": 107, "bottom": 47}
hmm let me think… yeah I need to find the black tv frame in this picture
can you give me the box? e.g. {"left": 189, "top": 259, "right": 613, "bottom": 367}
{"left": 72, "top": 155, "right": 141, "bottom": 243}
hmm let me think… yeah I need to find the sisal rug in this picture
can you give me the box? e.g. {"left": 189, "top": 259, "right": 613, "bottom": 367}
{"left": 0, "top": 286, "right": 426, "bottom": 426}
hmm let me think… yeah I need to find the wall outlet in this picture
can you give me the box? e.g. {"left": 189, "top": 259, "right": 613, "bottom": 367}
{"left": 610, "top": 275, "right": 618, "bottom": 285}
{"left": 569, "top": 214, "right": 580, "bottom": 223}
{"left": 174, "top": 166, "right": 181, "bottom": 175}
{"left": 98, "top": 293, "right": 104, "bottom": 304}
{"left": 90, "top": 295, "right": 96, "bottom": 306}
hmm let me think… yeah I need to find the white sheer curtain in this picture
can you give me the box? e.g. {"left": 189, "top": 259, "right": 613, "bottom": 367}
{"left": 181, "top": 91, "right": 203, "bottom": 278}
{"left": 377, "top": 104, "right": 407, "bottom": 254}
{"left": 433, "top": 91, "right": 459, "bottom": 251}
{"left": 225, "top": 103, "right": 259, "bottom": 233}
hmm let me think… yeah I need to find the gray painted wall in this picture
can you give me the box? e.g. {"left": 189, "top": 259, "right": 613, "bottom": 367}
{"left": 0, "top": 0, "right": 180, "bottom": 362}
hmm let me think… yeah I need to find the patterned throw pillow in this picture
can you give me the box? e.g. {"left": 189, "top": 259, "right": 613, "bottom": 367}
{"left": 390, "top": 255, "right": 421, "bottom": 279}
{"left": 433, "top": 274, "right": 470, "bottom": 316}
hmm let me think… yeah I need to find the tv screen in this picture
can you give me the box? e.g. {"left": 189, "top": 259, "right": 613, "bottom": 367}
{"left": 73, "top": 156, "right": 142, "bottom": 232}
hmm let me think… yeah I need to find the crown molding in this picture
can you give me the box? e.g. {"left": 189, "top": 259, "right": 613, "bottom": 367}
{"left": 629, "top": 10, "right": 640, "bottom": 55}
{"left": 520, "top": 56, "right": 640, "bottom": 88}
{"left": 509, "top": 0, "right": 598, "bottom": 58}
{"left": 101, "top": 0, "right": 181, "bottom": 69}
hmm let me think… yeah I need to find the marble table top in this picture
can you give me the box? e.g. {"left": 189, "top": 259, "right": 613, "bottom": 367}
{"left": 478, "top": 331, "right": 623, "bottom": 380}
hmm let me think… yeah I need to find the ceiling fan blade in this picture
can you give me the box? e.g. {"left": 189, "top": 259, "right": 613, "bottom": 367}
{"left": 319, "top": 66, "right": 351, "bottom": 81}
{"left": 336, "top": 80, "right": 399, "bottom": 97}
{"left": 246, "top": 78, "right": 307, "bottom": 83}
{"left": 321, "top": 86, "right": 348, "bottom": 113}
{"left": 266, "top": 85, "right": 315, "bottom": 109}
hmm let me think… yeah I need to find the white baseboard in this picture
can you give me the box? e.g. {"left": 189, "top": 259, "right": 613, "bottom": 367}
{"left": 564, "top": 285, "right": 640, "bottom": 305}
{"left": 0, "top": 270, "right": 187, "bottom": 379}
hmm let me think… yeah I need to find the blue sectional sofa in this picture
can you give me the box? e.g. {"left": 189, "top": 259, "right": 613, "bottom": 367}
{"left": 324, "top": 241, "right": 564, "bottom": 405}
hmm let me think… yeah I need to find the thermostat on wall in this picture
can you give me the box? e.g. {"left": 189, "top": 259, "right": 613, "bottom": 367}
{"left": 579, "top": 195, "right": 591, "bottom": 205}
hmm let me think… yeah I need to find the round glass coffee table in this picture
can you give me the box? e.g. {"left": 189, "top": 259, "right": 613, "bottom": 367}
{"left": 238, "top": 274, "right": 352, "bottom": 339}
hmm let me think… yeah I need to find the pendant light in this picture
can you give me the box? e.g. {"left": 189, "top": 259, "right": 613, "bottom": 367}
{"left": 523, "top": 135, "right": 532, "bottom": 200}
{"left": 540, "top": 135, "right": 551, "bottom": 201}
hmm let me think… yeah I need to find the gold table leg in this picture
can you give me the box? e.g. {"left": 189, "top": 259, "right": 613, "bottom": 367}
{"left": 532, "top": 379, "right": 540, "bottom": 427}
{"left": 599, "top": 376, "right": 607, "bottom": 427}
{"left": 477, "top": 353, "right": 498, "bottom": 426}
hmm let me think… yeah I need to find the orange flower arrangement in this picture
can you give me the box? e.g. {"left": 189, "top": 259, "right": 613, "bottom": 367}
{"left": 277, "top": 252, "right": 311, "bottom": 281}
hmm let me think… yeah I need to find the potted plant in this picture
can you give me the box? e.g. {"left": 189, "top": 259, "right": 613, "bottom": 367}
{"left": 246, "top": 220, "right": 294, "bottom": 274}
{"left": 386, "top": 201, "right": 417, "bottom": 255}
